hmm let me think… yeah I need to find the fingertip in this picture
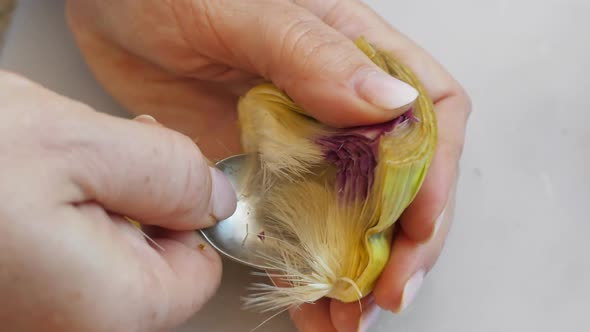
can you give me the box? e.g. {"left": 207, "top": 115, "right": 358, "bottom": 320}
{"left": 289, "top": 299, "right": 337, "bottom": 332}
{"left": 352, "top": 67, "right": 418, "bottom": 114}
{"left": 401, "top": 201, "right": 446, "bottom": 243}
{"left": 286, "top": 77, "right": 414, "bottom": 129}
{"left": 396, "top": 269, "right": 425, "bottom": 313}
{"left": 330, "top": 295, "right": 377, "bottom": 332}
{"left": 208, "top": 167, "right": 237, "bottom": 222}
{"left": 373, "top": 234, "right": 423, "bottom": 313}
{"left": 357, "top": 303, "right": 382, "bottom": 332}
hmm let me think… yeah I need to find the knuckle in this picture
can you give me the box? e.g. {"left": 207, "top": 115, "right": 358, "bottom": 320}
{"left": 276, "top": 18, "right": 359, "bottom": 82}
{"left": 292, "top": 0, "right": 341, "bottom": 20}
{"left": 323, "top": 0, "right": 368, "bottom": 30}
{"left": 162, "top": 0, "right": 235, "bottom": 79}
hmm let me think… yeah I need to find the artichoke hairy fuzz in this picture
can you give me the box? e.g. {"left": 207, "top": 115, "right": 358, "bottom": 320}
{"left": 236, "top": 37, "right": 437, "bottom": 313}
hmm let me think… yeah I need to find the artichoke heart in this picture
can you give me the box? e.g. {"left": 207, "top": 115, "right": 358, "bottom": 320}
{"left": 237, "top": 37, "right": 437, "bottom": 312}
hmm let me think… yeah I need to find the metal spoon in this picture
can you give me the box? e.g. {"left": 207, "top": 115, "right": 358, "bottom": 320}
{"left": 199, "top": 153, "right": 272, "bottom": 270}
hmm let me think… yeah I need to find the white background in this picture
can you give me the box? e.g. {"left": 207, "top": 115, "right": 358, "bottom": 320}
{"left": 2, "top": 1, "right": 589, "bottom": 331}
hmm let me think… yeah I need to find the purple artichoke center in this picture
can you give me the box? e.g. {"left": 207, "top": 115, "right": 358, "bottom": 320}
{"left": 315, "top": 109, "right": 417, "bottom": 201}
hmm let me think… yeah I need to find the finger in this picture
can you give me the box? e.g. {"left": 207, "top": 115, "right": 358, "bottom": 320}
{"left": 114, "top": 214, "right": 223, "bottom": 328}
{"left": 145, "top": 230, "right": 223, "bottom": 328}
{"left": 117, "top": 216, "right": 223, "bottom": 328}
{"left": 47, "top": 100, "right": 237, "bottom": 230}
{"left": 295, "top": 0, "right": 471, "bottom": 241}
{"left": 329, "top": 295, "right": 381, "bottom": 332}
{"left": 289, "top": 298, "right": 338, "bottom": 332}
{"left": 373, "top": 179, "right": 457, "bottom": 313}
{"left": 74, "top": 203, "right": 222, "bottom": 330}
{"left": 266, "top": 275, "right": 336, "bottom": 332}
{"left": 294, "top": 0, "right": 463, "bottom": 101}
{"left": 70, "top": 0, "right": 419, "bottom": 128}
{"left": 218, "top": 0, "right": 419, "bottom": 127}
{"left": 400, "top": 96, "right": 469, "bottom": 241}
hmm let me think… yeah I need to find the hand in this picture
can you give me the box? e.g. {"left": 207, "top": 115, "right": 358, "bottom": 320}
{"left": 65, "top": 1, "right": 471, "bottom": 331}
{"left": 0, "top": 71, "right": 237, "bottom": 332}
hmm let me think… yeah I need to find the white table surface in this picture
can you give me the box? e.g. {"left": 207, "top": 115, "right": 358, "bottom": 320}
{"left": 2, "top": 1, "right": 589, "bottom": 331}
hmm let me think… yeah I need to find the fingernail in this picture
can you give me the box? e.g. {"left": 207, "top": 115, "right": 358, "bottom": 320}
{"left": 355, "top": 69, "right": 419, "bottom": 111}
{"left": 357, "top": 303, "right": 381, "bottom": 332}
{"left": 399, "top": 269, "right": 425, "bottom": 312}
{"left": 133, "top": 114, "right": 158, "bottom": 124}
{"left": 208, "top": 167, "right": 237, "bottom": 221}
{"left": 430, "top": 208, "right": 446, "bottom": 240}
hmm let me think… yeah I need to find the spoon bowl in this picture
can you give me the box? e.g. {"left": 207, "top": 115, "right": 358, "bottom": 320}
{"left": 199, "top": 153, "right": 271, "bottom": 270}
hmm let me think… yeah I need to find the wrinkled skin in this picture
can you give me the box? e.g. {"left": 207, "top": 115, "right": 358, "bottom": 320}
{"left": 0, "top": 71, "right": 237, "bottom": 332}
{"left": 65, "top": 0, "right": 471, "bottom": 331}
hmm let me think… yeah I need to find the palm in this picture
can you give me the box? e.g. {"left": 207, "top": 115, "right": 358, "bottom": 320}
{"left": 85, "top": 58, "right": 246, "bottom": 161}
{"left": 67, "top": 4, "right": 256, "bottom": 161}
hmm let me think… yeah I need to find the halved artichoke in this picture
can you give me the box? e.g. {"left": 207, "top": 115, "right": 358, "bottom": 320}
{"left": 236, "top": 37, "right": 437, "bottom": 312}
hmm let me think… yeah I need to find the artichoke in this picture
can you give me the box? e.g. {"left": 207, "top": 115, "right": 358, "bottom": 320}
{"left": 236, "top": 37, "right": 437, "bottom": 312}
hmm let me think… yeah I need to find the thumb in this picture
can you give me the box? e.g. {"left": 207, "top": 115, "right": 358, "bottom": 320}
{"left": 203, "top": 1, "right": 419, "bottom": 127}
{"left": 66, "top": 1, "right": 417, "bottom": 128}
{"left": 60, "top": 111, "right": 237, "bottom": 231}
